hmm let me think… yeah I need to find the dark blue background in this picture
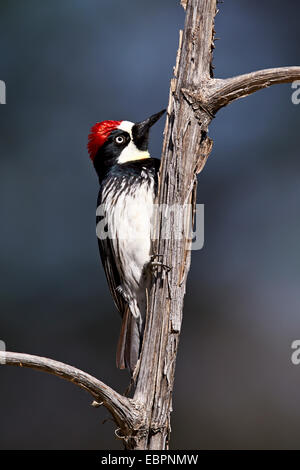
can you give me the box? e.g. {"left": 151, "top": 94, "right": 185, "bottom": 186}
{"left": 0, "top": 0, "right": 300, "bottom": 449}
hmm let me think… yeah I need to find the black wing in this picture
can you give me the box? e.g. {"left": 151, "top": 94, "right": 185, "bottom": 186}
{"left": 96, "top": 191, "right": 127, "bottom": 318}
{"left": 97, "top": 190, "right": 136, "bottom": 370}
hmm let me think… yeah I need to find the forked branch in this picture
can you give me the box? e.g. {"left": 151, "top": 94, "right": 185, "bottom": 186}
{"left": 0, "top": 351, "right": 142, "bottom": 434}
{"left": 192, "top": 66, "right": 300, "bottom": 116}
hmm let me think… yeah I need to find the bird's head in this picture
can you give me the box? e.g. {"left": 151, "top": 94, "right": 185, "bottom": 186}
{"left": 88, "top": 109, "right": 165, "bottom": 174}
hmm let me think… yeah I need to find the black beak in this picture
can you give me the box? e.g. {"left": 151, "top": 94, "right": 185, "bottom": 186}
{"left": 132, "top": 109, "right": 166, "bottom": 151}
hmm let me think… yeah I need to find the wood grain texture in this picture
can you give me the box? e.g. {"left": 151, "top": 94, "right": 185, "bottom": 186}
{"left": 132, "top": 0, "right": 218, "bottom": 450}
{"left": 0, "top": 351, "right": 143, "bottom": 435}
{"left": 203, "top": 66, "right": 300, "bottom": 113}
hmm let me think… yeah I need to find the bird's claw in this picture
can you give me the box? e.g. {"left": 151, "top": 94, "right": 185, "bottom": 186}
{"left": 149, "top": 254, "right": 171, "bottom": 273}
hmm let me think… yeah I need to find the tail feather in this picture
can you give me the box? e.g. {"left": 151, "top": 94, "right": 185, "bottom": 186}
{"left": 116, "top": 307, "right": 129, "bottom": 370}
{"left": 116, "top": 308, "right": 141, "bottom": 374}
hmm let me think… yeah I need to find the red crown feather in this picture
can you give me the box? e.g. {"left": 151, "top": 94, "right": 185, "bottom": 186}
{"left": 88, "top": 120, "right": 122, "bottom": 161}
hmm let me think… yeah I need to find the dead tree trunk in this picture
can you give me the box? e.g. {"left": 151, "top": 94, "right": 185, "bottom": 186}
{"left": 131, "top": 0, "right": 217, "bottom": 450}
{"left": 1, "top": 0, "right": 300, "bottom": 450}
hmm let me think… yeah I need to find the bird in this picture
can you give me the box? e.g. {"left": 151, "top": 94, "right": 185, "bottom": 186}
{"left": 88, "top": 110, "right": 166, "bottom": 375}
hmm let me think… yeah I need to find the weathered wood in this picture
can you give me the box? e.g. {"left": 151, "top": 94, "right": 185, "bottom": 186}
{"left": 192, "top": 66, "right": 300, "bottom": 114}
{"left": 130, "top": 0, "right": 300, "bottom": 451}
{"left": 0, "top": 351, "right": 143, "bottom": 435}
{"left": 131, "top": 0, "right": 217, "bottom": 450}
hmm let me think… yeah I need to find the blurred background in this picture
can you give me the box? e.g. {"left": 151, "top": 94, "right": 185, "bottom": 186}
{"left": 0, "top": 0, "right": 300, "bottom": 450}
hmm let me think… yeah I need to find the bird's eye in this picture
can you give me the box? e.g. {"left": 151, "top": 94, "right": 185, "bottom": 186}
{"left": 115, "top": 136, "right": 125, "bottom": 145}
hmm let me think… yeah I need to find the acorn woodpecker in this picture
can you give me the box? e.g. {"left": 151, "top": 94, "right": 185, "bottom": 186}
{"left": 88, "top": 110, "right": 165, "bottom": 374}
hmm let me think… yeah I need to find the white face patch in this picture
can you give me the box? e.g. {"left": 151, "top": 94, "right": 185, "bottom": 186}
{"left": 118, "top": 121, "right": 134, "bottom": 136}
{"left": 117, "top": 121, "right": 150, "bottom": 164}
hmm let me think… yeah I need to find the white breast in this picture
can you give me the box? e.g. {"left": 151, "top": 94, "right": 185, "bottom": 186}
{"left": 103, "top": 177, "right": 154, "bottom": 315}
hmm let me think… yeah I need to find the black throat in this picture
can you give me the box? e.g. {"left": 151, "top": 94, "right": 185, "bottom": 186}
{"left": 97, "top": 157, "right": 161, "bottom": 188}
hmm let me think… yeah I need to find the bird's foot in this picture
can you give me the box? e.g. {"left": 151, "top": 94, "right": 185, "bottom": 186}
{"left": 149, "top": 254, "right": 171, "bottom": 273}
